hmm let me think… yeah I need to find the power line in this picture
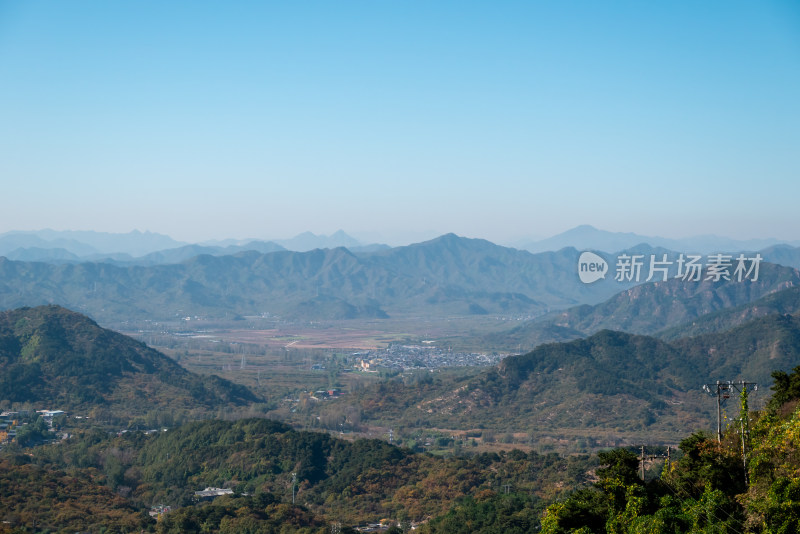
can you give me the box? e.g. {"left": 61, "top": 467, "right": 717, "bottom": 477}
{"left": 702, "top": 380, "right": 757, "bottom": 442}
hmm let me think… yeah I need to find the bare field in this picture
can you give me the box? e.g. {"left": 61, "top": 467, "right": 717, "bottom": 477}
{"left": 122, "top": 314, "right": 520, "bottom": 352}
{"left": 208, "top": 326, "right": 404, "bottom": 350}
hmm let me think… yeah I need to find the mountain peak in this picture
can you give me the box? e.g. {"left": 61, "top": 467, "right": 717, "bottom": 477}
{"left": 276, "top": 231, "right": 361, "bottom": 252}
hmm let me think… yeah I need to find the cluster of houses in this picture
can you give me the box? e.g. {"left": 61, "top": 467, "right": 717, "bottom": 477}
{"left": 353, "top": 344, "right": 501, "bottom": 371}
{"left": 193, "top": 487, "right": 234, "bottom": 500}
{"left": 0, "top": 412, "right": 16, "bottom": 444}
{"left": 310, "top": 388, "right": 343, "bottom": 401}
{"left": 0, "top": 409, "right": 67, "bottom": 445}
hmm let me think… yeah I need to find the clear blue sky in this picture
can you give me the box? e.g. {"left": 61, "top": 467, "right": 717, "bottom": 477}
{"left": 1, "top": 1, "right": 798, "bottom": 245}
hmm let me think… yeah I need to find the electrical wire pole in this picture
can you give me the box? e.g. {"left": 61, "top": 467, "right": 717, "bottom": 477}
{"left": 291, "top": 472, "right": 297, "bottom": 505}
{"left": 702, "top": 380, "right": 757, "bottom": 443}
{"left": 640, "top": 446, "right": 645, "bottom": 481}
{"left": 730, "top": 381, "right": 757, "bottom": 486}
{"left": 638, "top": 446, "right": 668, "bottom": 482}
{"left": 703, "top": 381, "right": 732, "bottom": 442}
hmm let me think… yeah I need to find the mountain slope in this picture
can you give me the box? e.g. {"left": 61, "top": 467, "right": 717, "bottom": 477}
{"left": 0, "top": 235, "right": 643, "bottom": 323}
{"left": 349, "top": 313, "right": 800, "bottom": 446}
{"left": 671, "top": 313, "right": 800, "bottom": 382}
{"left": 363, "top": 233, "right": 638, "bottom": 310}
{"left": 658, "top": 284, "right": 800, "bottom": 340}
{"left": 486, "top": 262, "right": 800, "bottom": 351}
{"left": 0, "top": 305, "right": 259, "bottom": 413}
{"left": 758, "top": 244, "right": 800, "bottom": 270}
{"left": 549, "top": 262, "right": 799, "bottom": 335}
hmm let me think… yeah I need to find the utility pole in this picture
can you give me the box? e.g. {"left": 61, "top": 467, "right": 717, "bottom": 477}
{"left": 638, "top": 446, "right": 669, "bottom": 482}
{"left": 665, "top": 446, "right": 671, "bottom": 473}
{"left": 703, "top": 381, "right": 732, "bottom": 442}
{"left": 730, "top": 381, "right": 757, "bottom": 486}
{"left": 702, "top": 380, "right": 757, "bottom": 443}
{"left": 640, "top": 446, "right": 645, "bottom": 481}
{"left": 291, "top": 472, "right": 297, "bottom": 505}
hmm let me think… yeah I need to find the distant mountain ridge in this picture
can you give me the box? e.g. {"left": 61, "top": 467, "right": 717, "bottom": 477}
{"left": 0, "top": 235, "right": 647, "bottom": 323}
{"left": 519, "top": 224, "right": 797, "bottom": 254}
{"left": 0, "top": 229, "right": 185, "bottom": 257}
{"left": 3, "top": 227, "right": 799, "bottom": 270}
{"left": 0, "top": 229, "right": 379, "bottom": 264}
{"left": 3, "top": 229, "right": 800, "bottom": 326}
{"left": 274, "top": 230, "right": 363, "bottom": 252}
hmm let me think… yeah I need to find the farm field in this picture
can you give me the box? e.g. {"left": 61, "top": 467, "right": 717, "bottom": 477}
{"left": 120, "top": 314, "right": 522, "bottom": 351}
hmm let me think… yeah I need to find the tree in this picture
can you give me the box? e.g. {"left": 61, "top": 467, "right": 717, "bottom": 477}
{"left": 14, "top": 416, "right": 49, "bottom": 446}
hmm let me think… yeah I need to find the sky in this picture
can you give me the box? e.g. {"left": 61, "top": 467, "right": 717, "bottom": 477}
{"left": 1, "top": 1, "right": 799, "bottom": 246}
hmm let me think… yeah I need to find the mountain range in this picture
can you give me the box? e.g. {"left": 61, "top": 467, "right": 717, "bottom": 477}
{"left": 0, "top": 229, "right": 373, "bottom": 262}
{"left": 0, "top": 234, "right": 653, "bottom": 324}
{"left": 517, "top": 224, "right": 799, "bottom": 254}
{"left": 5, "top": 226, "right": 800, "bottom": 264}
{"left": 482, "top": 261, "right": 800, "bottom": 351}
{"left": 0, "top": 229, "right": 185, "bottom": 257}
{"left": 3, "top": 228, "right": 800, "bottom": 341}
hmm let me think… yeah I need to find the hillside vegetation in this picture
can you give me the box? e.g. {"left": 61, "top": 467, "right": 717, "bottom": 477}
{"left": 0, "top": 305, "right": 259, "bottom": 418}
{"left": 332, "top": 312, "right": 800, "bottom": 447}
{"left": 539, "top": 366, "right": 800, "bottom": 533}
{"left": 1, "top": 417, "right": 596, "bottom": 532}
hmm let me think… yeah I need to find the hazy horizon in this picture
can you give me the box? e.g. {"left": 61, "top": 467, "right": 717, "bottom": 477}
{"left": 1, "top": 224, "right": 796, "bottom": 251}
{"left": 2, "top": 2, "right": 798, "bottom": 244}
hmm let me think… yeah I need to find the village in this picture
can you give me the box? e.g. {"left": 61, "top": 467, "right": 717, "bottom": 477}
{"left": 351, "top": 343, "right": 501, "bottom": 372}
{"left": 0, "top": 409, "right": 68, "bottom": 447}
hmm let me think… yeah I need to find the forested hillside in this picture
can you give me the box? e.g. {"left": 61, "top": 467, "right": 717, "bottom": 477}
{"left": 333, "top": 312, "right": 800, "bottom": 448}
{"left": 0, "top": 305, "right": 259, "bottom": 417}
{"left": 0, "top": 417, "right": 596, "bottom": 532}
{"left": 538, "top": 366, "right": 800, "bottom": 533}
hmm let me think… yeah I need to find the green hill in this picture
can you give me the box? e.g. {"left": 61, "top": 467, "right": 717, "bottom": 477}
{"left": 341, "top": 312, "right": 800, "bottom": 447}
{"left": 0, "top": 305, "right": 259, "bottom": 415}
{"left": 672, "top": 313, "right": 800, "bottom": 382}
{"left": 2, "top": 417, "right": 595, "bottom": 531}
{"left": 537, "top": 366, "right": 800, "bottom": 534}
{"left": 0, "top": 455, "right": 151, "bottom": 532}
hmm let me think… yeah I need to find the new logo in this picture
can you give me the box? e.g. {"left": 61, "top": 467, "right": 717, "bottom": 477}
{"left": 578, "top": 251, "right": 608, "bottom": 284}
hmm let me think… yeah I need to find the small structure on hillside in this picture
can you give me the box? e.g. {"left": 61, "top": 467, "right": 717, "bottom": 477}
{"left": 194, "top": 487, "right": 234, "bottom": 501}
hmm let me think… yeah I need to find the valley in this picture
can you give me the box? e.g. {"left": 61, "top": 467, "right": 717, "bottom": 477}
{"left": 2, "top": 232, "right": 800, "bottom": 532}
